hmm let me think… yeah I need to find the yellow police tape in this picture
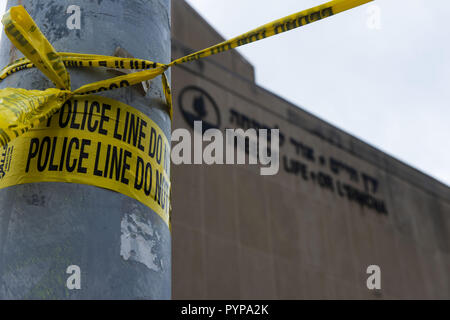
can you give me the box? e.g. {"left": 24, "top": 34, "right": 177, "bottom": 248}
{"left": 0, "top": 0, "right": 373, "bottom": 227}
{"left": 0, "top": 95, "right": 171, "bottom": 226}
{"left": 169, "top": 0, "right": 373, "bottom": 66}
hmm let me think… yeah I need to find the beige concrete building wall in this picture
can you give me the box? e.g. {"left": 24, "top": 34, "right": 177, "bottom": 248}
{"left": 170, "top": 0, "right": 450, "bottom": 299}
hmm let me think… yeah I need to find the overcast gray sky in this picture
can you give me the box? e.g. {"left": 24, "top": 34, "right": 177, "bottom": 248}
{"left": 1, "top": 0, "right": 449, "bottom": 186}
{"left": 184, "top": 0, "right": 450, "bottom": 186}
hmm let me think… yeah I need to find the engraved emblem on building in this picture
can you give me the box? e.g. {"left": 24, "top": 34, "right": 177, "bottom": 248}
{"left": 179, "top": 86, "right": 221, "bottom": 132}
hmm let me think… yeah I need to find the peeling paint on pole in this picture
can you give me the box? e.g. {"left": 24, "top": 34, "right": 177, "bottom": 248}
{"left": 120, "top": 209, "right": 163, "bottom": 272}
{"left": 0, "top": 0, "right": 171, "bottom": 299}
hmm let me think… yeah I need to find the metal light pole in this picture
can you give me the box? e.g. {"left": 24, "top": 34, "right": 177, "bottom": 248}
{"left": 0, "top": 0, "right": 171, "bottom": 299}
